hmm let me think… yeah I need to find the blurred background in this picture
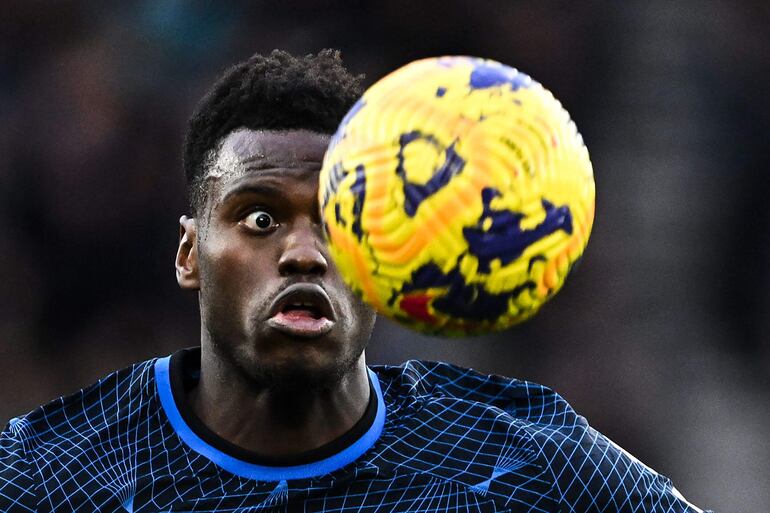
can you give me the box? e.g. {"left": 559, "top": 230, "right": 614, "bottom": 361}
{"left": 1, "top": 1, "right": 768, "bottom": 510}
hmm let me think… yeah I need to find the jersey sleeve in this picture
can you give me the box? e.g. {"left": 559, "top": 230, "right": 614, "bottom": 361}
{"left": 0, "top": 419, "right": 39, "bottom": 512}
{"left": 549, "top": 421, "right": 710, "bottom": 513}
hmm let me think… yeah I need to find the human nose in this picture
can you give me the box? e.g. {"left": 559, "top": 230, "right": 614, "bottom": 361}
{"left": 277, "top": 222, "right": 329, "bottom": 276}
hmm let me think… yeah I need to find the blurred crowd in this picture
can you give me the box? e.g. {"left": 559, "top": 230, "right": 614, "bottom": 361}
{"left": 0, "top": 1, "right": 767, "bottom": 511}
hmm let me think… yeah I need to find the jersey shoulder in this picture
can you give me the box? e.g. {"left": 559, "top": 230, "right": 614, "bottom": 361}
{"left": 369, "top": 360, "right": 579, "bottom": 509}
{"left": 0, "top": 418, "right": 38, "bottom": 511}
{"left": 370, "top": 360, "right": 706, "bottom": 512}
{"left": 3, "top": 358, "right": 157, "bottom": 465}
{"left": 370, "top": 358, "right": 579, "bottom": 428}
{"left": 0, "top": 358, "right": 158, "bottom": 511}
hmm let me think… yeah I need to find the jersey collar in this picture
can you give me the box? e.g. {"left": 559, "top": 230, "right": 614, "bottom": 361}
{"left": 154, "top": 349, "right": 385, "bottom": 481}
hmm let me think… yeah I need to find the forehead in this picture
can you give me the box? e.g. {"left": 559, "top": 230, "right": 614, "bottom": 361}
{"left": 210, "top": 128, "right": 331, "bottom": 179}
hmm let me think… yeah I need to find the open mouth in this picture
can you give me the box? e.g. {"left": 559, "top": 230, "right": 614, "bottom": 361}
{"left": 279, "top": 302, "right": 324, "bottom": 320}
{"left": 266, "top": 283, "right": 336, "bottom": 338}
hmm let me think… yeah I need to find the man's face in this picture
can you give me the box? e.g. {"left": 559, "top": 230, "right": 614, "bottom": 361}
{"left": 182, "top": 128, "right": 376, "bottom": 389}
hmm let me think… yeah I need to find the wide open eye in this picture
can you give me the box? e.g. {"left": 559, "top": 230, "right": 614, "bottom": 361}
{"left": 241, "top": 210, "right": 277, "bottom": 233}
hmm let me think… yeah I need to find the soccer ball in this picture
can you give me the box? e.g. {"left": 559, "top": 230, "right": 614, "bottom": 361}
{"left": 319, "top": 56, "right": 595, "bottom": 336}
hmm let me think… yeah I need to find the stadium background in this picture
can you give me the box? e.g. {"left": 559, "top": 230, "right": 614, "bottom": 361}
{"left": 0, "top": 2, "right": 767, "bottom": 511}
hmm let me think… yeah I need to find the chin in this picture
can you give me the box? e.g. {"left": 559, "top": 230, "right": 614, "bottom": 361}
{"left": 241, "top": 343, "right": 362, "bottom": 393}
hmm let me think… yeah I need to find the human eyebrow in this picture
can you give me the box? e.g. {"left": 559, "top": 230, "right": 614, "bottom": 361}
{"left": 221, "top": 182, "right": 286, "bottom": 203}
{"left": 241, "top": 160, "right": 285, "bottom": 171}
{"left": 240, "top": 154, "right": 321, "bottom": 168}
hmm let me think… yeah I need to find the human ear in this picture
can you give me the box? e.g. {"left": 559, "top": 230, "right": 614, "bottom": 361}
{"left": 175, "top": 215, "right": 200, "bottom": 290}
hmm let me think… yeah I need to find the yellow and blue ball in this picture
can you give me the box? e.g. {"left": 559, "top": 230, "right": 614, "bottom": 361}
{"left": 319, "top": 56, "right": 595, "bottom": 336}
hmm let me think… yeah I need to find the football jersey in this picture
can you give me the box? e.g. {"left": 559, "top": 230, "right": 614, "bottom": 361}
{"left": 0, "top": 347, "right": 708, "bottom": 512}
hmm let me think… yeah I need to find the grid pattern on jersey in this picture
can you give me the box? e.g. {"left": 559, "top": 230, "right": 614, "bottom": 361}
{"left": 0, "top": 356, "right": 708, "bottom": 512}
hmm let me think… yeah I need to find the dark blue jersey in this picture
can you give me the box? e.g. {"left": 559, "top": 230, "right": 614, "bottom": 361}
{"left": 0, "top": 348, "right": 708, "bottom": 512}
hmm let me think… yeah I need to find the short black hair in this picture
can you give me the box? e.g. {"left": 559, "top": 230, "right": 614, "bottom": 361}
{"left": 183, "top": 49, "right": 363, "bottom": 214}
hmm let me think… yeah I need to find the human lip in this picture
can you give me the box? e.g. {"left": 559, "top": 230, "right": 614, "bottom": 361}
{"left": 265, "top": 283, "right": 336, "bottom": 338}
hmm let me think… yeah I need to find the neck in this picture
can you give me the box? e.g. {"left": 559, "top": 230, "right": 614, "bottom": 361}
{"left": 188, "top": 346, "right": 371, "bottom": 460}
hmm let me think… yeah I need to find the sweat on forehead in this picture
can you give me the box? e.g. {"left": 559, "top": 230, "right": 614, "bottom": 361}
{"left": 203, "top": 128, "right": 331, "bottom": 182}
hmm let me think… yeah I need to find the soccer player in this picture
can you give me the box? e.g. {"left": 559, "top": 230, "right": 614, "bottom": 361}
{"left": 0, "top": 50, "right": 709, "bottom": 512}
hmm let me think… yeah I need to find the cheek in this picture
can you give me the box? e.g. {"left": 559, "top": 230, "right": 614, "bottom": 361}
{"left": 199, "top": 237, "right": 275, "bottom": 308}
{"left": 338, "top": 285, "right": 377, "bottom": 335}
{"left": 326, "top": 262, "right": 376, "bottom": 332}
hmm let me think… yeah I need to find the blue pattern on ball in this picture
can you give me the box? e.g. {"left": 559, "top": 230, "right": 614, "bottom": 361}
{"left": 463, "top": 188, "right": 573, "bottom": 273}
{"left": 402, "top": 262, "right": 535, "bottom": 323}
{"left": 350, "top": 164, "right": 367, "bottom": 241}
{"left": 396, "top": 131, "right": 466, "bottom": 217}
{"left": 469, "top": 63, "right": 531, "bottom": 91}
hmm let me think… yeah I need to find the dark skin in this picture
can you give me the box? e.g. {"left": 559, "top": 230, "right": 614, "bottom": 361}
{"left": 175, "top": 128, "right": 376, "bottom": 458}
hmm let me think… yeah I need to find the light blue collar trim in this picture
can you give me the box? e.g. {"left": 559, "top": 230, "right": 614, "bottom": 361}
{"left": 154, "top": 356, "right": 385, "bottom": 481}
